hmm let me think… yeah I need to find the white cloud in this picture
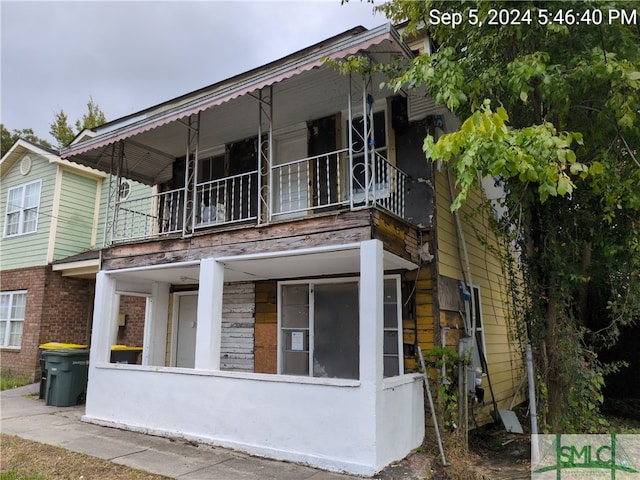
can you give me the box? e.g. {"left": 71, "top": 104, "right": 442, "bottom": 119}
{"left": 1, "top": 0, "right": 386, "bottom": 146}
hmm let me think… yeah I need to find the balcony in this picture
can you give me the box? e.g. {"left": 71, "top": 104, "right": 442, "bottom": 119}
{"left": 109, "top": 148, "right": 407, "bottom": 244}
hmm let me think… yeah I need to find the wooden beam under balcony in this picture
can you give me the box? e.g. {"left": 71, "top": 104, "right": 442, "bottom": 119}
{"left": 101, "top": 208, "right": 424, "bottom": 271}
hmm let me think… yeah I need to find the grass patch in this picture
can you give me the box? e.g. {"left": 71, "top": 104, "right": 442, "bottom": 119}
{"left": 0, "top": 375, "right": 31, "bottom": 391}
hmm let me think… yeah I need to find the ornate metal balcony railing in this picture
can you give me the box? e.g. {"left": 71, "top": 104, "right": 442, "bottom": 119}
{"left": 112, "top": 188, "right": 184, "bottom": 243}
{"left": 351, "top": 152, "right": 406, "bottom": 219}
{"left": 195, "top": 170, "right": 259, "bottom": 228}
{"left": 109, "top": 148, "right": 407, "bottom": 244}
{"left": 271, "top": 149, "right": 350, "bottom": 218}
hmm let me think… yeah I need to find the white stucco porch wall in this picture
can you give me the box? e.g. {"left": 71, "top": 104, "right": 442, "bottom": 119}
{"left": 83, "top": 365, "right": 423, "bottom": 475}
{"left": 84, "top": 241, "right": 425, "bottom": 475}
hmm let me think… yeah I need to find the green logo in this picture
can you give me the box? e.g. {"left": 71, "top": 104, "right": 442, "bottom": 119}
{"left": 533, "top": 434, "right": 639, "bottom": 479}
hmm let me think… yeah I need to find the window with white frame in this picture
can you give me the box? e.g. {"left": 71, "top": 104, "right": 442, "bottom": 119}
{"left": 4, "top": 180, "right": 42, "bottom": 237}
{"left": 0, "top": 291, "right": 27, "bottom": 347}
{"left": 470, "top": 285, "right": 487, "bottom": 364}
{"left": 278, "top": 276, "right": 403, "bottom": 380}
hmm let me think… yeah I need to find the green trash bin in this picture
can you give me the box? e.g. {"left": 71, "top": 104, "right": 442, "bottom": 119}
{"left": 38, "top": 343, "right": 88, "bottom": 400}
{"left": 42, "top": 349, "right": 90, "bottom": 407}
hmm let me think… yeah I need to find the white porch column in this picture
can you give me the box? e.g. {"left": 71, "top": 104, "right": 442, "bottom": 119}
{"left": 359, "top": 239, "right": 384, "bottom": 386}
{"left": 90, "top": 272, "right": 117, "bottom": 364}
{"left": 108, "top": 294, "right": 120, "bottom": 349}
{"left": 195, "top": 258, "right": 224, "bottom": 370}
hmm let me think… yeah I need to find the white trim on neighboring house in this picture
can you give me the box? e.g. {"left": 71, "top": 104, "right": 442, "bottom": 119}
{"left": 0, "top": 139, "right": 107, "bottom": 181}
{"left": 51, "top": 258, "right": 100, "bottom": 278}
{"left": 47, "top": 165, "right": 64, "bottom": 263}
{"left": 91, "top": 178, "right": 102, "bottom": 249}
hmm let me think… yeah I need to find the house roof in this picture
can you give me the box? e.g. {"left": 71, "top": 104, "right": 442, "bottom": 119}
{"left": 0, "top": 138, "right": 107, "bottom": 179}
{"left": 51, "top": 249, "right": 101, "bottom": 279}
{"left": 60, "top": 23, "right": 414, "bottom": 185}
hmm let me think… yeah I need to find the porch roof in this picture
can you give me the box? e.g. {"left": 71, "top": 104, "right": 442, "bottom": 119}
{"left": 60, "top": 23, "right": 414, "bottom": 186}
{"left": 107, "top": 243, "right": 417, "bottom": 285}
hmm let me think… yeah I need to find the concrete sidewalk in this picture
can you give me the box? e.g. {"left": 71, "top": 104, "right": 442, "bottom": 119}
{"left": 1, "top": 384, "right": 430, "bottom": 480}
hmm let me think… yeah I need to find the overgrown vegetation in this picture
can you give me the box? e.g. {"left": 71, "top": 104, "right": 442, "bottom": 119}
{"left": 423, "top": 346, "right": 463, "bottom": 431}
{"left": 374, "top": 0, "right": 640, "bottom": 432}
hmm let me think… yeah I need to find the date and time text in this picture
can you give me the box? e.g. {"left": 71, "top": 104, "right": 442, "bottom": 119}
{"left": 428, "top": 7, "right": 638, "bottom": 28}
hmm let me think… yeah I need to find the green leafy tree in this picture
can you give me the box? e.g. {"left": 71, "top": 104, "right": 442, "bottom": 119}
{"left": 50, "top": 96, "right": 107, "bottom": 149}
{"left": 75, "top": 96, "right": 106, "bottom": 132}
{"left": 374, "top": 0, "right": 640, "bottom": 431}
{"left": 1, "top": 124, "right": 52, "bottom": 155}
{"left": 49, "top": 111, "right": 75, "bottom": 149}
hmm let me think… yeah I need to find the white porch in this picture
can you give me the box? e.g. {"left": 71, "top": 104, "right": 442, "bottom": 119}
{"left": 83, "top": 240, "right": 425, "bottom": 476}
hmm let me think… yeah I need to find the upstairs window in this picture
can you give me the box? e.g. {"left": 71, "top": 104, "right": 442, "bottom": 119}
{"left": 4, "top": 180, "right": 42, "bottom": 237}
{"left": 0, "top": 291, "right": 27, "bottom": 348}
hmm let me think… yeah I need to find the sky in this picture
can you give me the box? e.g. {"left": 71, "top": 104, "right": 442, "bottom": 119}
{"left": 1, "top": 0, "right": 388, "bottom": 148}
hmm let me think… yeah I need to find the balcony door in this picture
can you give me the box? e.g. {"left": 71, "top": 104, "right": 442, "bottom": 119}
{"left": 273, "top": 128, "right": 308, "bottom": 219}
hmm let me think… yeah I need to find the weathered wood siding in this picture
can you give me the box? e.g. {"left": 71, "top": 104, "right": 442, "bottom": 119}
{"left": 372, "top": 210, "right": 420, "bottom": 264}
{"left": 221, "top": 282, "right": 255, "bottom": 371}
{"left": 405, "top": 249, "right": 436, "bottom": 372}
{"left": 53, "top": 169, "right": 98, "bottom": 261}
{"left": 102, "top": 210, "right": 376, "bottom": 270}
{"left": 433, "top": 167, "right": 524, "bottom": 422}
{"left": 0, "top": 154, "right": 54, "bottom": 269}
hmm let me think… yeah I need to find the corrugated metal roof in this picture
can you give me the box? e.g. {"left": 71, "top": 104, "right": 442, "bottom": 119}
{"left": 61, "top": 23, "right": 414, "bottom": 185}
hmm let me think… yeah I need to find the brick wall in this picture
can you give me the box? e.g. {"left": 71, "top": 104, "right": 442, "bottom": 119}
{"left": 116, "top": 295, "right": 146, "bottom": 347}
{"left": 0, "top": 266, "right": 94, "bottom": 381}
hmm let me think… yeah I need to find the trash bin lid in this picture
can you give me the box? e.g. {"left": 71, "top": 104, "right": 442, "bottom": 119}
{"left": 42, "top": 348, "right": 90, "bottom": 357}
{"left": 40, "top": 342, "right": 88, "bottom": 349}
{"left": 110, "top": 345, "right": 143, "bottom": 351}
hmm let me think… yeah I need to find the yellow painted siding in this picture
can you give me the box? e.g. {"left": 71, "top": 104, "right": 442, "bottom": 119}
{"left": 406, "top": 263, "right": 435, "bottom": 372}
{"left": 434, "top": 168, "right": 525, "bottom": 424}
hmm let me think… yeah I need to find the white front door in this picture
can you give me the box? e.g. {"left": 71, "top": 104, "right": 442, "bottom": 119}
{"left": 175, "top": 294, "right": 197, "bottom": 368}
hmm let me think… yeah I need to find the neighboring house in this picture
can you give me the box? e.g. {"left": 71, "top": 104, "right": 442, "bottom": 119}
{"left": 0, "top": 139, "right": 148, "bottom": 381}
{"left": 60, "top": 24, "right": 523, "bottom": 475}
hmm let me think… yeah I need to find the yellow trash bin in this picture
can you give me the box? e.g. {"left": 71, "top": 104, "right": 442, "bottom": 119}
{"left": 110, "top": 345, "right": 143, "bottom": 364}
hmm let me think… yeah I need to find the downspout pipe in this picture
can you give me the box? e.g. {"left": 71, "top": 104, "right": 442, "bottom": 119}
{"left": 527, "top": 344, "right": 540, "bottom": 463}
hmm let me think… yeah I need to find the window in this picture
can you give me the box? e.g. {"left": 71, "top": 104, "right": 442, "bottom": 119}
{"left": 0, "top": 291, "right": 27, "bottom": 347}
{"left": 278, "top": 276, "right": 403, "bottom": 380}
{"left": 118, "top": 180, "right": 132, "bottom": 201}
{"left": 4, "top": 180, "right": 41, "bottom": 237}
{"left": 383, "top": 277, "right": 403, "bottom": 377}
{"left": 470, "top": 286, "right": 487, "bottom": 365}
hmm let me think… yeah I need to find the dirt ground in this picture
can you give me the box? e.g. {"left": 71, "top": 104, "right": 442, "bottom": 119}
{"left": 0, "top": 434, "right": 170, "bottom": 480}
{"left": 424, "top": 400, "right": 640, "bottom": 480}
{"left": 419, "top": 426, "right": 531, "bottom": 480}
{"left": 2, "top": 403, "right": 638, "bottom": 480}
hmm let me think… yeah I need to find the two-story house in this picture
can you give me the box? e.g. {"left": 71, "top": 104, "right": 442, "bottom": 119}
{"left": 0, "top": 138, "right": 149, "bottom": 382}
{"left": 60, "top": 24, "right": 524, "bottom": 475}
